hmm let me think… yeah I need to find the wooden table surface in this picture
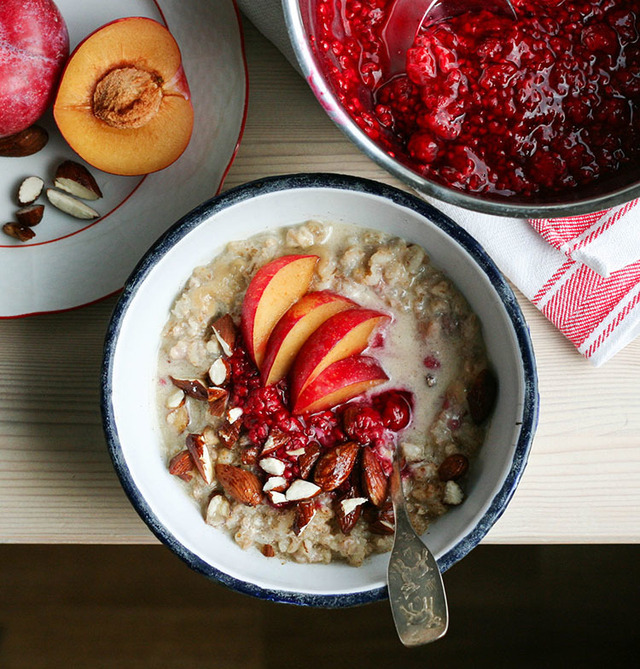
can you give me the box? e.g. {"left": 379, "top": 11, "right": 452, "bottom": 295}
{"left": 1, "top": 21, "right": 639, "bottom": 545}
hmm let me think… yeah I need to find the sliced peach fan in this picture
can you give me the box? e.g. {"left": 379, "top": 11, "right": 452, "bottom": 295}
{"left": 53, "top": 17, "right": 194, "bottom": 176}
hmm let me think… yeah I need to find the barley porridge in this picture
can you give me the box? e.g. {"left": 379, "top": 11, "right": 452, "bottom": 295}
{"left": 157, "top": 220, "right": 496, "bottom": 566}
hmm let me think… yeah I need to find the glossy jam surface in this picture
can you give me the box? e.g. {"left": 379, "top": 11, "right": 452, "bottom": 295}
{"left": 313, "top": 0, "right": 640, "bottom": 197}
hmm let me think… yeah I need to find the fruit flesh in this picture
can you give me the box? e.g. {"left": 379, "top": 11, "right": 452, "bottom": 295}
{"left": 290, "top": 308, "right": 391, "bottom": 402}
{"left": 241, "top": 255, "right": 319, "bottom": 369}
{"left": 261, "top": 291, "right": 356, "bottom": 385}
{"left": 53, "top": 17, "right": 193, "bottom": 175}
{"left": 293, "top": 355, "right": 389, "bottom": 414}
{"left": 0, "top": 0, "right": 69, "bottom": 137}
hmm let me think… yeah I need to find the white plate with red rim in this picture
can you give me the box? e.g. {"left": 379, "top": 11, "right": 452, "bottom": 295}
{"left": 0, "top": 0, "right": 247, "bottom": 318}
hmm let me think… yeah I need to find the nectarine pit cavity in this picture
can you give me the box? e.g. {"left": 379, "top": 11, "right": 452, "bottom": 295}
{"left": 92, "top": 66, "right": 164, "bottom": 130}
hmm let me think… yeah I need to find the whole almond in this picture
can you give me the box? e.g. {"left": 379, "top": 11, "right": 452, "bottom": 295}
{"left": 361, "top": 447, "right": 388, "bottom": 507}
{"left": 215, "top": 464, "right": 262, "bottom": 506}
{"left": 313, "top": 441, "right": 359, "bottom": 491}
{"left": 438, "top": 453, "right": 469, "bottom": 482}
{"left": 0, "top": 125, "right": 48, "bottom": 157}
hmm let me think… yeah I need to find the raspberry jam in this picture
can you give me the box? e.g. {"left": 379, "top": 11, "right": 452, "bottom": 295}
{"left": 313, "top": 0, "right": 640, "bottom": 197}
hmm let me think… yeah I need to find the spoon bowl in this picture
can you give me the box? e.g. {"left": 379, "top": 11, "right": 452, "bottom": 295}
{"left": 388, "top": 452, "right": 448, "bottom": 646}
{"left": 381, "top": 0, "right": 518, "bottom": 79}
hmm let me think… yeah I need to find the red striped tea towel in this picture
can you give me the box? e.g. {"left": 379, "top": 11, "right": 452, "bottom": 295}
{"left": 421, "top": 198, "right": 640, "bottom": 366}
{"left": 529, "top": 199, "right": 640, "bottom": 278}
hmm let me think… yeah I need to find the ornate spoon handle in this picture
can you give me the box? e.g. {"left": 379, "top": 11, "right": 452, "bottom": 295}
{"left": 387, "top": 455, "right": 448, "bottom": 646}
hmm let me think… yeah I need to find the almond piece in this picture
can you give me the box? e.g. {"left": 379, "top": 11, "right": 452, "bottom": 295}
{"left": 261, "top": 544, "right": 275, "bottom": 558}
{"left": 438, "top": 453, "right": 469, "bottom": 481}
{"left": 241, "top": 445, "right": 260, "bottom": 466}
{"left": 2, "top": 223, "right": 35, "bottom": 242}
{"left": 227, "top": 406, "right": 243, "bottom": 424}
{"left": 165, "top": 389, "right": 185, "bottom": 410}
{"left": 169, "top": 377, "right": 226, "bottom": 403}
{"left": 17, "top": 176, "right": 44, "bottom": 205}
{"left": 335, "top": 485, "right": 364, "bottom": 535}
{"left": 259, "top": 457, "right": 286, "bottom": 476}
{"left": 208, "top": 388, "right": 229, "bottom": 417}
{"left": 267, "top": 490, "right": 288, "bottom": 506}
{"left": 263, "top": 476, "right": 287, "bottom": 493}
{"left": 169, "top": 377, "right": 209, "bottom": 400}
{"left": 54, "top": 160, "right": 103, "bottom": 200}
{"left": 211, "top": 314, "right": 237, "bottom": 356}
{"left": 166, "top": 405, "right": 189, "bottom": 433}
{"left": 215, "top": 464, "right": 262, "bottom": 506}
{"left": 285, "top": 479, "right": 321, "bottom": 502}
{"left": 361, "top": 447, "right": 388, "bottom": 507}
{"left": 46, "top": 188, "right": 100, "bottom": 220}
{"left": 443, "top": 480, "right": 464, "bottom": 505}
{"left": 313, "top": 441, "right": 359, "bottom": 491}
{"left": 219, "top": 420, "right": 241, "bottom": 448}
{"left": 293, "top": 499, "right": 316, "bottom": 535}
{"left": 298, "top": 441, "right": 321, "bottom": 479}
{"left": 168, "top": 450, "right": 194, "bottom": 482}
{"left": 262, "top": 428, "right": 290, "bottom": 456}
{"left": 369, "top": 499, "right": 395, "bottom": 535}
{"left": 208, "top": 357, "right": 230, "bottom": 386}
{"left": 0, "top": 125, "right": 48, "bottom": 157}
{"left": 186, "top": 433, "right": 214, "bottom": 484}
{"left": 16, "top": 204, "right": 44, "bottom": 227}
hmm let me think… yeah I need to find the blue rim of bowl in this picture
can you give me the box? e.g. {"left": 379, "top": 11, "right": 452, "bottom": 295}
{"left": 101, "top": 172, "right": 539, "bottom": 608}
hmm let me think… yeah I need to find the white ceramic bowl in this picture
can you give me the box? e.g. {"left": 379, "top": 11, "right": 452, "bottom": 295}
{"left": 101, "top": 174, "right": 539, "bottom": 606}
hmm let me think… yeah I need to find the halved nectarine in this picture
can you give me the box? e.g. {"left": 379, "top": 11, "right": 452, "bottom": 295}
{"left": 241, "top": 255, "right": 319, "bottom": 369}
{"left": 53, "top": 17, "right": 193, "bottom": 175}
{"left": 261, "top": 291, "right": 356, "bottom": 386}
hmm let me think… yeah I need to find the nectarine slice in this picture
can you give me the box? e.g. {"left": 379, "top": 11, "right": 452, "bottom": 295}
{"left": 290, "top": 308, "right": 391, "bottom": 404}
{"left": 53, "top": 17, "right": 193, "bottom": 175}
{"left": 261, "top": 291, "right": 356, "bottom": 385}
{"left": 241, "top": 255, "right": 319, "bottom": 369}
{"left": 293, "top": 355, "right": 389, "bottom": 414}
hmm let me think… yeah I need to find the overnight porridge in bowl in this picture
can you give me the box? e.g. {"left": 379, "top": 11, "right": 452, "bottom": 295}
{"left": 157, "top": 220, "right": 497, "bottom": 566}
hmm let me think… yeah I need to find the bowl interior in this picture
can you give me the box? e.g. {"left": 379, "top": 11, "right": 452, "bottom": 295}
{"left": 284, "top": 0, "right": 640, "bottom": 217}
{"left": 104, "top": 176, "right": 537, "bottom": 604}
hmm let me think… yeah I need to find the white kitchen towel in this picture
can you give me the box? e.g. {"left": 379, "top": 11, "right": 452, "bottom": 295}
{"left": 236, "top": 0, "right": 640, "bottom": 365}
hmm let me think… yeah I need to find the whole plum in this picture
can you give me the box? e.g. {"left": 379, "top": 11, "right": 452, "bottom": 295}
{"left": 0, "top": 0, "right": 69, "bottom": 138}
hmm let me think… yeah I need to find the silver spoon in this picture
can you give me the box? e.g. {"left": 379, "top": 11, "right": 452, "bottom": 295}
{"left": 387, "top": 450, "right": 448, "bottom": 646}
{"left": 381, "top": 0, "right": 518, "bottom": 80}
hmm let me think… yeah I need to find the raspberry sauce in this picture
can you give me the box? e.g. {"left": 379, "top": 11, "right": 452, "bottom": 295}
{"left": 313, "top": 0, "right": 640, "bottom": 197}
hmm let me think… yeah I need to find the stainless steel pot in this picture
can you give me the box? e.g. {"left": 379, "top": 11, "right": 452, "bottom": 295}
{"left": 282, "top": 0, "right": 640, "bottom": 217}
